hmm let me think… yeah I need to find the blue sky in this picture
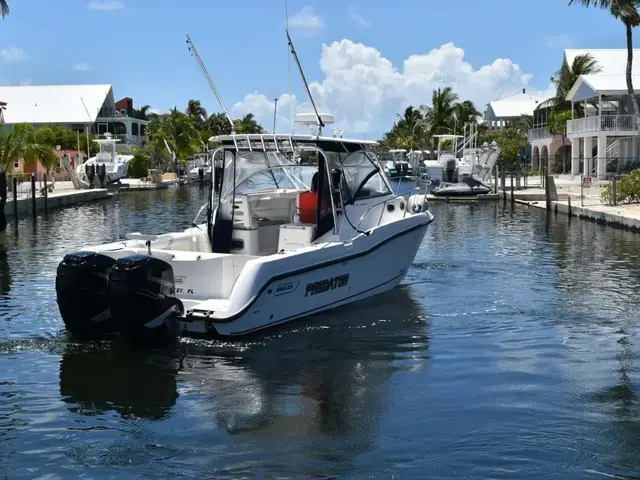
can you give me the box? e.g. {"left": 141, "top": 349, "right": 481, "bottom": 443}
{"left": 0, "top": 0, "right": 638, "bottom": 137}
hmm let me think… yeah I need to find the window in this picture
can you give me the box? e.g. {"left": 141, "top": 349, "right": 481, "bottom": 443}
{"left": 13, "top": 160, "right": 19, "bottom": 169}
{"left": 132, "top": 123, "right": 139, "bottom": 136}
{"left": 339, "top": 150, "right": 391, "bottom": 203}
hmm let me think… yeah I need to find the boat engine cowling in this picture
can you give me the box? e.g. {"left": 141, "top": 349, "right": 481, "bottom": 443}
{"left": 108, "top": 254, "right": 184, "bottom": 347}
{"left": 55, "top": 251, "right": 117, "bottom": 339}
{"left": 96, "top": 163, "right": 106, "bottom": 186}
{"left": 85, "top": 164, "right": 95, "bottom": 187}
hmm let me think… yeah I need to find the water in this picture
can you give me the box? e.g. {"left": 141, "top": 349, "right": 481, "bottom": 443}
{"left": 1, "top": 188, "right": 640, "bottom": 479}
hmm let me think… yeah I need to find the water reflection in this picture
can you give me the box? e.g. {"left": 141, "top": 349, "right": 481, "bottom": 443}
{"left": 56, "top": 287, "right": 428, "bottom": 470}
{"left": 180, "top": 287, "right": 429, "bottom": 464}
{"left": 0, "top": 236, "right": 11, "bottom": 295}
{"left": 59, "top": 343, "right": 181, "bottom": 420}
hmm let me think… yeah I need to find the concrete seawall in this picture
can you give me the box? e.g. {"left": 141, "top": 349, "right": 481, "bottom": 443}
{"left": 515, "top": 199, "right": 640, "bottom": 232}
{"left": 4, "top": 188, "right": 110, "bottom": 217}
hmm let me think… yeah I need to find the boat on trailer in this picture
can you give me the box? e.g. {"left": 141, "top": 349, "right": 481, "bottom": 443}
{"left": 55, "top": 133, "right": 434, "bottom": 345}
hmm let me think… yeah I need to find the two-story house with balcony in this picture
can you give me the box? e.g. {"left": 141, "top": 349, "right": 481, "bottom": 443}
{"left": 529, "top": 48, "right": 640, "bottom": 179}
{"left": 0, "top": 84, "right": 148, "bottom": 150}
{"left": 484, "top": 89, "right": 543, "bottom": 131}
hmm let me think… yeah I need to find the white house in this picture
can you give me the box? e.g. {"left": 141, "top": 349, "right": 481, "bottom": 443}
{"left": 484, "top": 89, "right": 544, "bottom": 131}
{"left": 0, "top": 84, "right": 148, "bottom": 151}
{"left": 529, "top": 48, "right": 640, "bottom": 178}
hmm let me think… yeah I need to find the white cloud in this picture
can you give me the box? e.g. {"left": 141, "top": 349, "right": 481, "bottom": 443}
{"left": 349, "top": 6, "right": 371, "bottom": 28}
{"left": 288, "top": 6, "right": 324, "bottom": 35}
{"left": 19, "top": 78, "right": 33, "bottom": 86}
{"left": 87, "top": 0, "right": 124, "bottom": 11}
{"left": 545, "top": 34, "right": 572, "bottom": 48}
{"left": 233, "top": 40, "right": 556, "bottom": 138}
{"left": 1, "top": 46, "right": 27, "bottom": 62}
{"left": 73, "top": 61, "right": 91, "bottom": 71}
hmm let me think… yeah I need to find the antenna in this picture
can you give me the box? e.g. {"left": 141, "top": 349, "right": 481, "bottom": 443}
{"left": 286, "top": 29, "right": 324, "bottom": 133}
{"left": 186, "top": 34, "right": 235, "bottom": 134}
{"left": 285, "top": 0, "right": 294, "bottom": 134}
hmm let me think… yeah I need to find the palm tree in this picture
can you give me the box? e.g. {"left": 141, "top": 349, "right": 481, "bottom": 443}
{"left": 453, "top": 100, "right": 481, "bottom": 128}
{"left": 233, "top": 113, "right": 264, "bottom": 134}
{"left": 569, "top": 0, "right": 640, "bottom": 130}
{"left": 549, "top": 53, "right": 602, "bottom": 113}
{"left": 423, "top": 87, "right": 459, "bottom": 136}
{"left": 185, "top": 100, "right": 208, "bottom": 129}
{"left": 1, "top": 0, "right": 9, "bottom": 19}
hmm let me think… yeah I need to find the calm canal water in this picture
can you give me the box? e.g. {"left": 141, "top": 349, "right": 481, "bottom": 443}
{"left": 1, "top": 186, "right": 640, "bottom": 479}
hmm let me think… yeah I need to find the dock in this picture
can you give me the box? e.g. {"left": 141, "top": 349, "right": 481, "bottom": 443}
{"left": 500, "top": 174, "right": 640, "bottom": 232}
{"left": 3, "top": 181, "right": 110, "bottom": 218}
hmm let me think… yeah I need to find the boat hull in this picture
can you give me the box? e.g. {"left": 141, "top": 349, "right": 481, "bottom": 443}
{"left": 188, "top": 218, "right": 431, "bottom": 337}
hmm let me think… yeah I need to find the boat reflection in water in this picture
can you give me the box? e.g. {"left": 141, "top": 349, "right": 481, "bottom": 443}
{"left": 59, "top": 344, "right": 181, "bottom": 420}
{"left": 58, "top": 286, "right": 428, "bottom": 463}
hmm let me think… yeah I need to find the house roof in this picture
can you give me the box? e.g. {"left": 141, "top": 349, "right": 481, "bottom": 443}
{"left": 566, "top": 74, "right": 640, "bottom": 102}
{"left": 0, "top": 84, "right": 113, "bottom": 125}
{"left": 564, "top": 49, "right": 640, "bottom": 76}
{"left": 486, "top": 91, "right": 545, "bottom": 118}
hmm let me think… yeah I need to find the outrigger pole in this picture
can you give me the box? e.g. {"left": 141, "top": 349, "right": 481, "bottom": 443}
{"left": 186, "top": 34, "right": 235, "bottom": 135}
{"left": 286, "top": 29, "right": 325, "bottom": 134}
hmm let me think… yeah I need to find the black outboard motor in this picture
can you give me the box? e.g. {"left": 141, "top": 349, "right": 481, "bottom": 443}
{"left": 108, "top": 254, "right": 184, "bottom": 347}
{"left": 198, "top": 167, "right": 204, "bottom": 184}
{"left": 85, "top": 164, "right": 95, "bottom": 188}
{"left": 96, "top": 163, "right": 106, "bottom": 187}
{"left": 55, "top": 251, "right": 117, "bottom": 338}
{"left": 445, "top": 158, "right": 456, "bottom": 183}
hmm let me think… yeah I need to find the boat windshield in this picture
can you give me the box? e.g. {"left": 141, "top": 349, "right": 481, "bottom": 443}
{"left": 220, "top": 150, "right": 316, "bottom": 199}
{"left": 324, "top": 149, "right": 392, "bottom": 203}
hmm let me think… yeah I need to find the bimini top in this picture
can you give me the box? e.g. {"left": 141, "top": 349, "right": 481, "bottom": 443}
{"left": 210, "top": 133, "right": 378, "bottom": 153}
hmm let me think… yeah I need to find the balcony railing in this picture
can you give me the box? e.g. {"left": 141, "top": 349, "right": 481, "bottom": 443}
{"left": 566, "top": 114, "right": 636, "bottom": 135}
{"left": 528, "top": 127, "right": 553, "bottom": 141}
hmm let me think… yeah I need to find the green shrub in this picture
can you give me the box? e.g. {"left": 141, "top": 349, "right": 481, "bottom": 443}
{"left": 128, "top": 151, "right": 151, "bottom": 178}
{"left": 600, "top": 168, "right": 640, "bottom": 204}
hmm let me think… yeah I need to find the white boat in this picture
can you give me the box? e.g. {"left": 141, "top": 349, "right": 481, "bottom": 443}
{"left": 54, "top": 133, "right": 434, "bottom": 345}
{"left": 188, "top": 162, "right": 212, "bottom": 182}
{"left": 383, "top": 149, "right": 414, "bottom": 178}
{"left": 76, "top": 133, "right": 133, "bottom": 188}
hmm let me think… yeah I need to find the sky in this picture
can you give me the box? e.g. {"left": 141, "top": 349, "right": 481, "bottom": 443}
{"left": 0, "top": 0, "right": 638, "bottom": 139}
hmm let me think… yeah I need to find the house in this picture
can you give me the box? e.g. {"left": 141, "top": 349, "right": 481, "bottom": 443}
{"left": 0, "top": 84, "right": 148, "bottom": 157}
{"left": 484, "top": 89, "right": 544, "bottom": 131}
{"left": 11, "top": 149, "right": 89, "bottom": 182}
{"left": 529, "top": 48, "right": 640, "bottom": 178}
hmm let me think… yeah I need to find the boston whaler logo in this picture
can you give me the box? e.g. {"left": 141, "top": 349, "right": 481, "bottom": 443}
{"left": 305, "top": 273, "right": 350, "bottom": 297}
{"left": 273, "top": 280, "right": 299, "bottom": 296}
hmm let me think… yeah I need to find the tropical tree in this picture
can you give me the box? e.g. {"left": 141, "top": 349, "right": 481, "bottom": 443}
{"left": 569, "top": 0, "right": 640, "bottom": 130}
{"left": 186, "top": 100, "right": 208, "bottom": 129}
{"left": 1, "top": 0, "right": 8, "bottom": 19}
{"left": 146, "top": 109, "right": 203, "bottom": 169}
{"left": 207, "top": 112, "right": 233, "bottom": 136}
{"left": 0, "top": 123, "right": 58, "bottom": 232}
{"left": 423, "top": 87, "right": 459, "bottom": 136}
{"left": 381, "top": 106, "right": 427, "bottom": 150}
{"left": 550, "top": 52, "right": 602, "bottom": 113}
{"left": 234, "top": 113, "right": 264, "bottom": 134}
{"left": 453, "top": 100, "right": 481, "bottom": 129}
